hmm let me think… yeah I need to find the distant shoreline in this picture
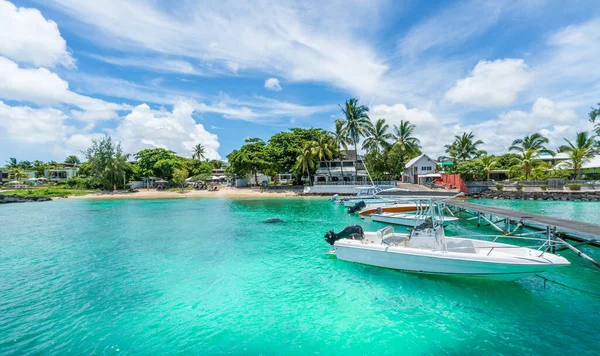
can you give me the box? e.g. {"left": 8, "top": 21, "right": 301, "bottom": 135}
{"left": 70, "top": 187, "right": 322, "bottom": 200}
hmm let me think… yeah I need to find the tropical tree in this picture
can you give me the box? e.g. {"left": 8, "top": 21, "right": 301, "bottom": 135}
{"left": 391, "top": 120, "right": 421, "bottom": 176}
{"left": 479, "top": 155, "right": 498, "bottom": 180}
{"left": 227, "top": 138, "right": 270, "bottom": 185}
{"left": 446, "top": 132, "right": 485, "bottom": 162}
{"left": 330, "top": 119, "right": 351, "bottom": 179}
{"left": 312, "top": 133, "right": 335, "bottom": 178}
{"left": 135, "top": 148, "right": 182, "bottom": 180}
{"left": 266, "top": 128, "right": 326, "bottom": 182}
{"left": 362, "top": 119, "right": 393, "bottom": 156}
{"left": 509, "top": 133, "right": 553, "bottom": 180}
{"left": 83, "top": 135, "right": 129, "bottom": 190}
{"left": 17, "top": 160, "right": 32, "bottom": 169}
{"left": 192, "top": 144, "right": 206, "bottom": 161}
{"left": 64, "top": 155, "right": 81, "bottom": 165}
{"left": 340, "top": 98, "right": 371, "bottom": 181}
{"left": 509, "top": 133, "right": 552, "bottom": 153}
{"left": 558, "top": 132, "right": 597, "bottom": 179}
{"left": 295, "top": 143, "right": 318, "bottom": 184}
{"left": 172, "top": 168, "right": 189, "bottom": 192}
{"left": 590, "top": 103, "right": 600, "bottom": 136}
{"left": 8, "top": 167, "right": 28, "bottom": 183}
{"left": 5, "top": 158, "right": 17, "bottom": 168}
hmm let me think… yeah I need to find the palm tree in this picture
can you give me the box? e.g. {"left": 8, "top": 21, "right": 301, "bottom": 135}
{"left": 192, "top": 144, "right": 206, "bottom": 161}
{"left": 362, "top": 119, "right": 393, "bottom": 156}
{"left": 589, "top": 103, "right": 600, "bottom": 136}
{"left": 295, "top": 143, "right": 318, "bottom": 184}
{"left": 312, "top": 134, "right": 334, "bottom": 179}
{"left": 509, "top": 133, "right": 553, "bottom": 180}
{"left": 330, "top": 119, "right": 351, "bottom": 181}
{"left": 480, "top": 155, "right": 498, "bottom": 180}
{"left": 64, "top": 155, "right": 80, "bottom": 165}
{"left": 6, "top": 158, "right": 17, "bottom": 168}
{"left": 392, "top": 120, "right": 421, "bottom": 176}
{"left": 340, "top": 98, "right": 371, "bottom": 181}
{"left": 448, "top": 132, "right": 485, "bottom": 161}
{"left": 8, "top": 167, "right": 27, "bottom": 183}
{"left": 558, "top": 132, "right": 597, "bottom": 179}
{"left": 509, "top": 133, "right": 552, "bottom": 153}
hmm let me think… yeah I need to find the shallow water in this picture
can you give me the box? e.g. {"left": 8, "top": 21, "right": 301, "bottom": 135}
{"left": 1, "top": 198, "right": 599, "bottom": 354}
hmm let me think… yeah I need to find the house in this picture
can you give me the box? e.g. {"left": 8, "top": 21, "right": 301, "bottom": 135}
{"left": 313, "top": 150, "right": 369, "bottom": 184}
{"left": 0, "top": 168, "right": 37, "bottom": 184}
{"left": 44, "top": 167, "right": 78, "bottom": 182}
{"left": 402, "top": 154, "right": 437, "bottom": 184}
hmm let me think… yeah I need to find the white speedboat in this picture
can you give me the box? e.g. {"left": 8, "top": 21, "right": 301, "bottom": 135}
{"left": 370, "top": 212, "right": 458, "bottom": 227}
{"left": 325, "top": 202, "right": 569, "bottom": 281}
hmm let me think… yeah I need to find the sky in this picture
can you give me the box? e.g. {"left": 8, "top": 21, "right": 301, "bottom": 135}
{"left": 1, "top": 0, "right": 599, "bottom": 163}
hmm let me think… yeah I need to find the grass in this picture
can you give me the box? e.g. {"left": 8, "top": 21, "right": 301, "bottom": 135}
{"left": 0, "top": 186, "right": 97, "bottom": 197}
{"left": 165, "top": 187, "right": 194, "bottom": 192}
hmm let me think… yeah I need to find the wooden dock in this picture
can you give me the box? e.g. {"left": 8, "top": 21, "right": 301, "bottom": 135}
{"left": 442, "top": 200, "right": 600, "bottom": 242}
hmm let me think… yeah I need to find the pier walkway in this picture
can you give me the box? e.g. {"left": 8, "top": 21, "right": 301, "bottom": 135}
{"left": 443, "top": 200, "right": 600, "bottom": 241}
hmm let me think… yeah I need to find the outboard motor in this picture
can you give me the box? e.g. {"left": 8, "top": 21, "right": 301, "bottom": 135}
{"left": 347, "top": 200, "right": 366, "bottom": 213}
{"left": 324, "top": 225, "right": 364, "bottom": 245}
{"left": 330, "top": 194, "right": 339, "bottom": 202}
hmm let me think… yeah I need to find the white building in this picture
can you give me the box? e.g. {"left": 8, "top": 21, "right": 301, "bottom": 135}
{"left": 402, "top": 154, "right": 437, "bottom": 184}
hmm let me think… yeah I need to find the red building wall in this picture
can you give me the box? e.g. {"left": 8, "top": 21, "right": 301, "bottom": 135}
{"left": 439, "top": 174, "right": 468, "bottom": 193}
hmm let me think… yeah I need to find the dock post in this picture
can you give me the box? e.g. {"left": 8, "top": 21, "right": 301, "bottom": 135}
{"left": 477, "top": 212, "right": 481, "bottom": 227}
{"left": 546, "top": 226, "right": 552, "bottom": 253}
{"left": 505, "top": 218, "right": 510, "bottom": 232}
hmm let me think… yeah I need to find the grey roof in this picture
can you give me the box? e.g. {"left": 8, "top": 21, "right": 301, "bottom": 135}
{"left": 405, "top": 154, "right": 436, "bottom": 168}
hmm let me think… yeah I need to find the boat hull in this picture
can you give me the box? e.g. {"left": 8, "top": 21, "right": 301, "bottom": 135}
{"left": 359, "top": 204, "right": 422, "bottom": 215}
{"left": 370, "top": 213, "right": 458, "bottom": 227}
{"left": 334, "top": 239, "right": 569, "bottom": 281}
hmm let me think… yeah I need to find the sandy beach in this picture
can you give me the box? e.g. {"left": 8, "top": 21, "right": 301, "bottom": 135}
{"left": 71, "top": 187, "right": 313, "bottom": 200}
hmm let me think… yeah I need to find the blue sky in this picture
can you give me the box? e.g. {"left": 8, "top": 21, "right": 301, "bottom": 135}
{"left": 1, "top": 0, "right": 599, "bottom": 163}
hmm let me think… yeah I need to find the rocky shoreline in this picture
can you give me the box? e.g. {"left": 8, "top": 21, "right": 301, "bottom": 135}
{"left": 0, "top": 195, "right": 52, "bottom": 204}
{"left": 470, "top": 190, "right": 600, "bottom": 201}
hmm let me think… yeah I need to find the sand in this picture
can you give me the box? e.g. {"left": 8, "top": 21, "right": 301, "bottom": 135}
{"left": 71, "top": 187, "right": 314, "bottom": 200}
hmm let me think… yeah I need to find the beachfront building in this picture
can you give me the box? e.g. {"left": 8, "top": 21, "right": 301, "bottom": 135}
{"left": 402, "top": 154, "right": 437, "bottom": 184}
{"left": 44, "top": 167, "right": 78, "bottom": 182}
{"left": 0, "top": 168, "right": 37, "bottom": 184}
{"left": 312, "top": 150, "right": 369, "bottom": 185}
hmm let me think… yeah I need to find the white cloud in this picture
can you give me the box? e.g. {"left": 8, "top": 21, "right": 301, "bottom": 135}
{"left": 0, "top": 56, "right": 125, "bottom": 122}
{"left": 0, "top": 0, "right": 74, "bottom": 67}
{"left": 115, "top": 101, "right": 221, "bottom": 159}
{"left": 88, "top": 54, "right": 204, "bottom": 75}
{"left": 0, "top": 101, "right": 71, "bottom": 144}
{"left": 43, "top": 0, "right": 389, "bottom": 98}
{"left": 445, "top": 58, "right": 533, "bottom": 108}
{"left": 264, "top": 78, "right": 282, "bottom": 91}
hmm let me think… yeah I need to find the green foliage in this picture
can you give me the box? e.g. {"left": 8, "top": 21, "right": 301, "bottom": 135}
{"left": 496, "top": 184, "right": 504, "bottom": 191}
{"left": 32, "top": 160, "right": 46, "bottom": 177}
{"left": 172, "top": 168, "right": 189, "bottom": 191}
{"left": 444, "top": 132, "right": 485, "bottom": 162}
{"left": 516, "top": 183, "right": 524, "bottom": 191}
{"left": 507, "top": 165, "right": 525, "bottom": 180}
{"left": 568, "top": 183, "right": 582, "bottom": 191}
{"left": 5, "top": 158, "right": 17, "bottom": 168}
{"left": 530, "top": 165, "right": 548, "bottom": 180}
{"left": 266, "top": 128, "right": 326, "bottom": 178}
{"left": 294, "top": 142, "right": 318, "bottom": 184}
{"left": 340, "top": 98, "right": 371, "bottom": 179}
{"left": 66, "top": 176, "right": 101, "bottom": 189}
{"left": 17, "top": 160, "right": 32, "bottom": 169}
{"left": 558, "top": 131, "right": 596, "bottom": 179}
{"left": 192, "top": 144, "right": 206, "bottom": 161}
{"left": 548, "top": 169, "right": 572, "bottom": 180}
{"left": 479, "top": 155, "right": 498, "bottom": 180}
{"left": 590, "top": 103, "right": 600, "bottom": 136}
{"left": 134, "top": 148, "right": 181, "bottom": 179}
{"left": 455, "top": 160, "right": 485, "bottom": 181}
{"left": 495, "top": 153, "right": 521, "bottom": 169}
{"left": 83, "top": 135, "right": 130, "bottom": 190}
{"left": 390, "top": 120, "right": 421, "bottom": 176}
{"left": 64, "top": 155, "right": 81, "bottom": 165}
{"left": 540, "top": 184, "right": 548, "bottom": 191}
{"left": 0, "top": 188, "right": 95, "bottom": 197}
{"left": 228, "top": 138, "right": 271, "bottom": 185}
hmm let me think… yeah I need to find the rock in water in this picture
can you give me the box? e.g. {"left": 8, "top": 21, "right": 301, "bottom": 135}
{"left": 264, "top": 218, "right": 283, "bottom": 223}
{"left": 0, "top": 194, "right": 52, "bottom": 204}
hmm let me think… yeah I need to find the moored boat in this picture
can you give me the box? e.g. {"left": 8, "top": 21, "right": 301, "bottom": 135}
{"left": 358, "top": 202, "right": 426, "bottom": 215}
{"left": 324, "top": 201, "right": 570, "bottom": 281}
{"left": 370, "top": 212, "right": 458, "bottom": 227}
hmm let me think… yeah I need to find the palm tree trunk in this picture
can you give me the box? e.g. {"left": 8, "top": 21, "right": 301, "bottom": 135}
{"left": 339, "top": 144, "right": 344, "bottom": 184}
{"left": 354, "top": 142, "right": 358, "bottom": 183}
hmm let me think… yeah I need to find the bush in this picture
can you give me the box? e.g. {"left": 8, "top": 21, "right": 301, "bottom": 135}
{"left": 540, "top": 184, "right": 548, "bottom": 191}
{"left": 495, "top": 184, "right": 504, "bottom": 191}
{"left": 516, "top": 184, "right": 524, "bottom": 191}
{"left": 568, "top": 183, "right": 582, "bottom": 191}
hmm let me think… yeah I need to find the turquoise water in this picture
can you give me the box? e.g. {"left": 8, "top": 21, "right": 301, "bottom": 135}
{"left": 1, "top": 198, "right": 599, "bottom": 355}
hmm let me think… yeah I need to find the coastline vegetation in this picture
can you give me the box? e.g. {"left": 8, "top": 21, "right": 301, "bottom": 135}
{"left": 2, "top": 102, "right": 600, "bottom": 196}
